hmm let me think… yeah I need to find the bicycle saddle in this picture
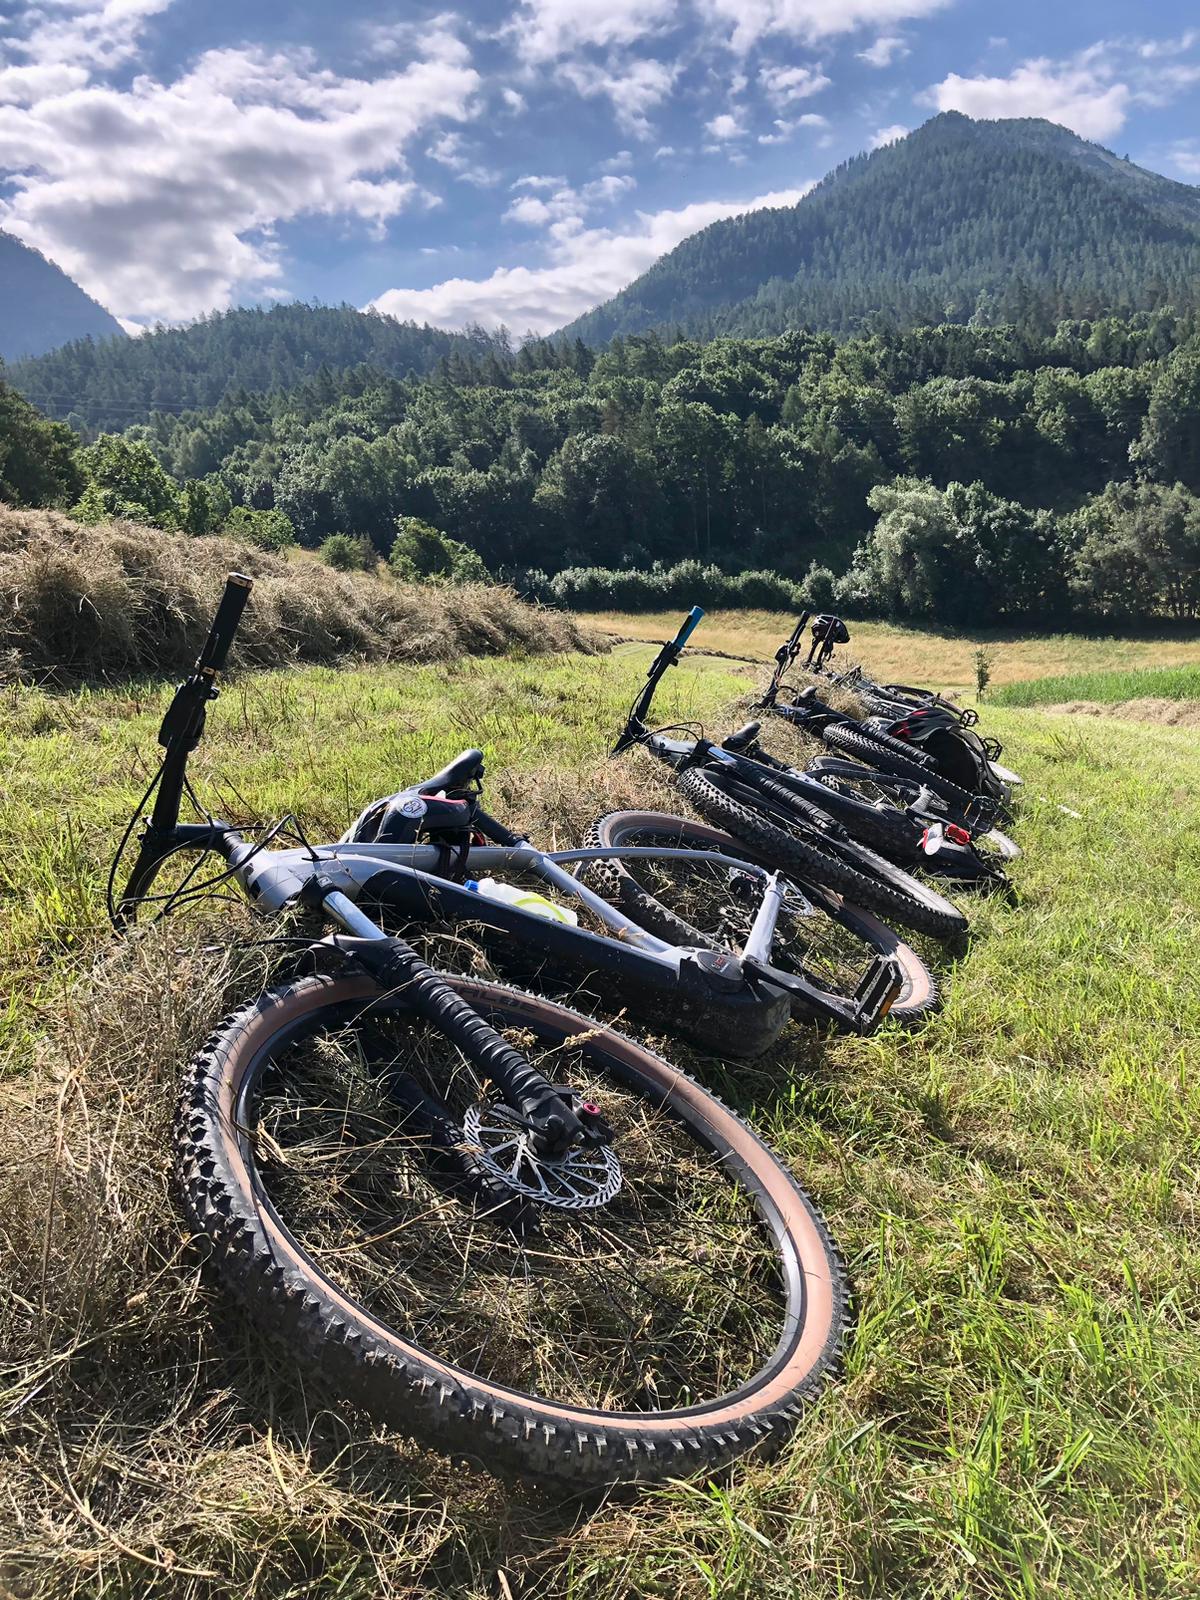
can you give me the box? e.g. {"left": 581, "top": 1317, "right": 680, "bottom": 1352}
{"left": 722, "top": 721, "right": 761, "bottom": 751}
{"left": 343, "top": 750, "right": 485, "bottom": 847}
{"left": 417, "top": 749, "right": 485, "bottom": 794}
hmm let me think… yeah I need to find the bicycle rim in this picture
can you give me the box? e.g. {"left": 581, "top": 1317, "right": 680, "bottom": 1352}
{"left": 177, "top": 974, "right": 847, "bottom": 1480}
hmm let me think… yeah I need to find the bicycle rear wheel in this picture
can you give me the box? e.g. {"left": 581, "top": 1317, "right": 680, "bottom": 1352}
{"left": 177, "top": 973, "right": 847, "bottom": 1486}
{"left": 679, "top": 766, "right": 968, "bottom": 939}
{"left": 583, "top": 812, "right": 938, "bottom": 1024}
{"left": 820, "top": 723, "right": 978, "bottom": 810}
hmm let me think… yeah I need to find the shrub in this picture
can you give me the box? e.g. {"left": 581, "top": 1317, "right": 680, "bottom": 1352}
{"left": 389, "top": 517, "right": 490, "bottom": 583}
{"left": 725, "top": 569, "right": 806, "bottom": 610}
{"left": 319, "top": 533, "right": 377, "bottom": 572}
{"left": 800, "top": 562, "right": 838, "bottom": 611}
{"left": 543, "top": 561, "right": 809, "bottom": 613}
{"left": 225, "top": 505, "right": 296, "bottom": 551}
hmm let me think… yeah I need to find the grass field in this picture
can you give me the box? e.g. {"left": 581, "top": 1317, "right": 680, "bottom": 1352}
{"left": 992, "top": 664, "right": 1200, "bottom": 707}
{"left": 591, "top": 609, "right": 1200, "bottom": 696}
{"left": 2, "top": 624, "right": 1199, "bottom": 1598}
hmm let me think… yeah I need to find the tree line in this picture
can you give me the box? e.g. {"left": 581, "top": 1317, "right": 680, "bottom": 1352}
{"left": 2, "top": 309, "right": 1199, "bottom": 624}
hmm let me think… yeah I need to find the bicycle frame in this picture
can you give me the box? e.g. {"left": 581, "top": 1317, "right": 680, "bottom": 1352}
{"left": 118, "top": 584, "right": 899, "bottom": 1036}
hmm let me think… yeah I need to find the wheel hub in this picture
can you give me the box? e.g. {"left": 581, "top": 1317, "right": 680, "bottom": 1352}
{"left": 462, "top": 1103, "right": 622, "bottom": 1209}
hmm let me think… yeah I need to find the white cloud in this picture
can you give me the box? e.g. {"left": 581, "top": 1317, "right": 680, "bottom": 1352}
{"left": 696, "top": 0, "right": 950, "bottom": 54}
{"left": 929, "top": 61, "right": 1129, "bottom": 141}
{"left": 0, "top": 62, "right": 89, "bottom": 105}
{"left": 426, "top": 130, "right": 501, "bottom": 186}
{"left": 1137, "top": 31, "right": 1198, "bottom": 61}
{"left": 501, "top": 86, "right": 526, "bottom": 112}
{"left": 3, "top": 0, "right": 174, "bottom": 74}
{"left": 757, "top": 110, "right": 828, "bottom": 144}
{"left": 922, "top": 55, "right": 1131, "bottom": 141}
{"left": 369, "top": 184, "right": 812, "bottom": 333}
{"left": 1167, "top": 140, "right": 1200, "bottom": 177}
{"left": 503, "top": 173, "right": 635, "bottom": 227}
{"left": 706, "top": 111, "right": 744, "bottom": 139}
{"left": 0, "top": 27, "right": 482, "bottom": 323}
{"left": 758, "top": 120, "right": 791, "bottom": 145}
{"left": 858, "top": 35, "right": 908, "bottom": 68}
{"left": 1136, "top": 61, "right": 1200, "bottom": 107}
{"left": 511, "top": 173, "right": 563, "bottom": 190}
{"left": 923, "top": 35, "right": 1200, "bottom": 141}
{"left": 559, "top": 57, "right": 678, "bottom": 136}
{"left": 870, "top": 123, "right": 908, "bottom": 147}
{"left": 510, "top": 0, "right": 677, "bottom": 63}
{"left": 759, "top": 63, "right": 830, "bottom": 105}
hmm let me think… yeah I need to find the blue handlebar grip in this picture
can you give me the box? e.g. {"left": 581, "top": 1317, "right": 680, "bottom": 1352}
{"left": 673, "top": 606, "right": 705, "bottom": 649}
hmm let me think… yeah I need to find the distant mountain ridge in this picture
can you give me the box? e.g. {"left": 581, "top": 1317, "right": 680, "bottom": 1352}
{"left": 0, "top": 230, "right": 125, "bottom": 363}
{"left": 560, "top": 113, "right": 1200, "bottom": 344}
{"left": 7, "top": 303, "right": 509, "bottom": 433}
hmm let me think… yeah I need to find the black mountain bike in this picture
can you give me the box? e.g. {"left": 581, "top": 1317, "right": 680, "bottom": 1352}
{"left": 612, "top": 610, "right": 971, "bottom": 939}
{"left": 763, "top": 614, "right": 1022, "bottom": 801}
{"left": 111, "top": 574, "right": 885, "bottom": 1486}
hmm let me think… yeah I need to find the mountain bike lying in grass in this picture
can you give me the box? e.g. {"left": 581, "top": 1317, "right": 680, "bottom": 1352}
{"left": 717, "top": 719, "right": 1014, "bottom": 890}
{"left": 612, "top": 610, "right": 972, "bottom": 939}
{"left": 763, "top": 613, "right": 1023, "bottom": 801}
{"left": 110, "top": 573, "right": 902, "bottom": 1486}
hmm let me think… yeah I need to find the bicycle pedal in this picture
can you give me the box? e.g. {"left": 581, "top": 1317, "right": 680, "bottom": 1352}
{"left": 853, "top": 956, "right": 904, "bottom": 1032}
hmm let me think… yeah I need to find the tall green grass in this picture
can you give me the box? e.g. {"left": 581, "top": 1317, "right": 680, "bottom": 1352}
{"left": 993, "top": 663, "right": 1200, "bottom": 706}
{"left": 1, "top": 648, "right": 1199, "bottom": 1598}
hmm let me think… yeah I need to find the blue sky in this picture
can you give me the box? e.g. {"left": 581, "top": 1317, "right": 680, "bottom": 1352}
{"left": 1, "top": 1, "right": 1198, "bottom": 335}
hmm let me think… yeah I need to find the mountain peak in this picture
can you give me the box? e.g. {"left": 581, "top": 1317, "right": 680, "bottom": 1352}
{"left": 560, "top": 115, "right": 1200, "bottom": 345}
{"left": 0, "top": 231, "right": 125, "bottom": 363}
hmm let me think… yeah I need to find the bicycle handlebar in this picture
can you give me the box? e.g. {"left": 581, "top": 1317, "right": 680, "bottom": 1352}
{"left": 672, "top": 605, "right": 705, "bottom": 650}
{"left": 197, "top": 572, "right": 253, "bottom": 674}
{"left": 612, "top": 607, "right": 705, "bottom": 754}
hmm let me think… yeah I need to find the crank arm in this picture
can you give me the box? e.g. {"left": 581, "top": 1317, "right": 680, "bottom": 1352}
{"left": 743, "top": 952, "right": 903, "bottom": 1035}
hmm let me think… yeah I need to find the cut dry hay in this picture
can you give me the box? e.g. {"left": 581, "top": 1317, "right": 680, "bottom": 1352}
{"left": 0, "top": 506, "right": 599, "bottom": 682}
{"left": 1042, "top": 696, "right": 1200, "bottom": 728}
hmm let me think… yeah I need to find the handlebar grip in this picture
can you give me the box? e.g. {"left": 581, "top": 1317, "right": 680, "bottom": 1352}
{"left": 672, "top": 606, "right": 704, "bottom": 649}
{"left": 197, "top": 573, "right": 253, "bottom": 674}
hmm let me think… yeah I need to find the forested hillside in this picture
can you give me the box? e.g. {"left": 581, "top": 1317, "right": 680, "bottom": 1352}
{"left": 563, "top": 114, "right": 1200, "bottom": 345}
{"left": 0, "top": 231, "right": 125, "bottom": 363}
{"left": 6, "top": 304, "right": 509, "bottom": 433}
{"left": 5, "top": 308, "right": 1198, "bottom": 627}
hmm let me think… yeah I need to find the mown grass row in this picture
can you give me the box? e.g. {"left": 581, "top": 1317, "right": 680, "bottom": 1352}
{"left": 0, "top": 507, "right": 594, "bottom": 681}
{"left": 593, "top": 609, "right": 1200, "bottom": 694}
{"left": 992, "top": 663, "right": 1200, "bottom": 706}
{"left": 1, "top": 642, "right": 1198, "bottom": 1598}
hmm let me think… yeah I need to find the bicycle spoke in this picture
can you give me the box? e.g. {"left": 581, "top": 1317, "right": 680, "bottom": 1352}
{"left": 249, "top": 1010, "right": 788, "bottom": 1414}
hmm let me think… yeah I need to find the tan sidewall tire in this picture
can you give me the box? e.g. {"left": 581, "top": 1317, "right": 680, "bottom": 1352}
{"left": 177, "top": 973, "right": 848, "bottom": 1484}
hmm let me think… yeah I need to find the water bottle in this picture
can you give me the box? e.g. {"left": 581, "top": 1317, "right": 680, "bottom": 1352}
{"left": 464, "top": 877, "right": 579, "bottom": 925}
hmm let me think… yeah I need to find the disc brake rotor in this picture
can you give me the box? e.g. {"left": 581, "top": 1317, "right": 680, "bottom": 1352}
{"left": 462, "top": 1103, "right": 622, "bottom": 1209}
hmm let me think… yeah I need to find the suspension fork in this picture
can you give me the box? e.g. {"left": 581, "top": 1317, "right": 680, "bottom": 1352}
{"left": 315, "top": 887, "right": 604, "bottom": 1158}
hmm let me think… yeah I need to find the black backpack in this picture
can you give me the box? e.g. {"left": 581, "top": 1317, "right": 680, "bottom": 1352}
{"left": 868, "top": 707, "right": 1008, "bottom": 800}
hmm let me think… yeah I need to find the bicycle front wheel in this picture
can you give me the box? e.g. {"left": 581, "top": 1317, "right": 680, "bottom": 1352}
{"left": 584, "top": 812, "right": 938, "bottom": 1024}
{"left": 177, "top": 973, "right": 847, "bottom": 1486}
